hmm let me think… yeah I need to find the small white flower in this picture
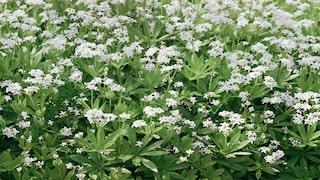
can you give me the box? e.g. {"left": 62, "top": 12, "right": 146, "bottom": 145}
{"left": 53, "top": 154, "right": 59, "bottom": 159}
{"left": 76, "top": 173, "right": 86, "bottom": 180}
{"left": 172, "top": 146, "right": 180, "bottom": 153}
{"left": 264, "top": 76, "right": 278, "bottom": 90}
{"left": 186, "top": 149, "right": 194, "bottom": 157}
{"left": 179, "top": 156, "right": 188, "bottom": 162}
{"left": 218, "top": 122, "right": 232, "bottom": 134}
{"left": 48, "top": 120, "right": 54, "bottom": 126}
{"left": 17, "top": 121, "right": 30, "bottom": 129}
{"left": 35, "top": 161, "right": 44, "bottom": 168}
{"left": 247, "top": 131, "right": 257, "bottom": 143}
{"left": 60, "top": 126, "right": 72, "bottom": 136}
{"left": 131, "top": 120, "right": 147, "bottom": 128}
{"left": 2, "top": 127, "right": 19, "bottom": 138}
{"left": 24, "top": 156, "right": 37, "bottom": 166}
{"left": 76, "top": 148, "right": 82, "bottom": 154}
{"left": 119, "top": 112, "right": 131, "bottom": 119}
{"left": 135, "top": 141, "right": 143, "bottom": 147}
{"left": 66, "top": 163, "right": 73, "bottom": 169}
{"left": 166, "top": 98, "right": 178, "bottom": 107}
{"left": 143, "top": 106, "right": 164, "bottom": 117}
{"left": 16, "top": 167, "right": 22, "bottom": 172}
{"left": 74, "top": 132, "right": 84, "bottom": 138}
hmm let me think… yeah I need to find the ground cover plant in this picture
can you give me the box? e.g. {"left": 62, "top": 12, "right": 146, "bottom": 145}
{"left": 0, "top": 0, "right": 320, "bottom": 179}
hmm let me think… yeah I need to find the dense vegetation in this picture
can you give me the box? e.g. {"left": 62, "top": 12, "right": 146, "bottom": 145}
{"left": 1, "top": 0, "right": 320, "bottom": 179}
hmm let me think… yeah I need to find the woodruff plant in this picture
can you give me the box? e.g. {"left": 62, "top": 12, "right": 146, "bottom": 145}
{"left": 0, "top": 0, "right": 320, "bottom": 179}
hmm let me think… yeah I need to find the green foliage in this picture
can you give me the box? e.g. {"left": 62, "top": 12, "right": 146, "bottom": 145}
{"left": 0, "top": 0, "right": 320, "bottom": 179}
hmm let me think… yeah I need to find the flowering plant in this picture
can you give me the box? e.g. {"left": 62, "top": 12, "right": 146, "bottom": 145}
{"left": 1, "top": 0, "right": 320, "bottom": 179}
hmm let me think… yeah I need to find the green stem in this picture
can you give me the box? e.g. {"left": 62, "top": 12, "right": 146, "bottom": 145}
{"left": 91, "top": 90, "right": 94, "bottom": 108}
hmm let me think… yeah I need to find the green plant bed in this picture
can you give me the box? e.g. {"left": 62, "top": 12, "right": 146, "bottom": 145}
{"left": 0, "top": 0, "right": 320, "bottom": 179}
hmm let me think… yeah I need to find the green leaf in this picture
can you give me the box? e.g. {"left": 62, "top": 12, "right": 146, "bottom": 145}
{"left": 298, "top": 125, "right": 307, "bottom": 142}
{"left": 229, "top": 140, "right": 250, "bottom": 153}
{"left": 65, "top": 169, "right": 75, "bottom": 180}
{"left": 127, "top": 26, "right": 148, "bottom": 42}
{"left": 212, "top": 168, "right": 225, "bottom": 176}
{"left": 152, "top": 20, "right": 162, "bottom": 40}
{"left": 140, "top": 151, "right": 169, "bottom": 156}
{"left": 256, "top": 170, "right": 262, "bottom": 179}
{"left": 103, "top": 131, "right": 120, "bottom": 149}
{"left": 262, "top": 167, "right": 278, "bottom": 175}
{"left": 142, "top": 21, "right": 150, "bottom": 39}
{"left": 0, "top": 150, "right": 24, "bottom": 172}
{"left": 228, "top": 129, "right": 241, "bottom": 150}
{"left": 70, "top": 155, "right": 94, "bottom": 165}
{"left": 86, "top": 128, "right": 98, "bottom": 147}
{"left": 167, "top": 163, "right": 190, "bottom": 171}
{"left": 118, "top": 154, "right": 134, "bottom": 162}
{"left": 309, "top": 130, "right": 320, "bottom": 141}
{"left": 287, "top": 130, "right": 302, "bottom": 142}
{"left": 7, "top": 155, "right": 24, "bottom": 170}
{"left": 225, "top": 151, "right": 252, "bottom": 158}
{"left": 97, "top": 127, "right": 105, "bottom": 149}
{"left": 141, "top": 140, "right": 164, "bottom": 153}
{"left": 166, "top": 171, "right": 186, "bottom": 180}
{"left": 142, "top": 158, "right": 158, "bottom": 173}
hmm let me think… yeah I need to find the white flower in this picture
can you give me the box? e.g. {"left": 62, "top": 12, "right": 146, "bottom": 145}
{"left": 186, "top": 149, "right": 194, "bottom": 157}
{"left": 264, "top": 155, "right": 276, "bottom": 164}
{"left": 6, "top": 82, "right": 22, "bottom": 95}
{"left": 35, "top": 161, "right": 44, "bottom": 168}
{"left": 189, "top": 97, "right": 197, "bottom": 104}
{"left": 2, "top": 127, "right": 19, "bottom": 138}
{"left": 76, "top": 173, "right": 86, "bottom": 180}
{"left": 76, "top": 148, "right": 82, "bottom": 154}
{"left": 21, "top": 111, "right": 30, "bottom": 120}
{"left": 135, "top": 141, "right": 143, "bottom": 147}
{"left": 166, "top": 98, "right": 178, "bottom": 107}
{"left": 264, "top": 76, "right": 278, "bottom": 90}
{"left": 24, "top": 86, "right": 39, "bottom": 94}
{"left": 25, "top": 0, "right": 44, "bottom": 5}
{"left": 75, "top": 42, "right": 100, "bottom": 58}
{"left": 259, "top": 147, "right": 271, "bottom": 154}
{"left": 173, "top": 81, "right": 184, "bottom": 88}
{"left": 74, "top": 132, "right": 84, "bottom": 138}
{"left": 239, "top": 91, "right": 249, "bottom": 101}
{"left": 218, "top": 122, "right": 232, "bottom": 134}
{"left": 289, "top": 137, "right": 301, "bottom": 147}
{"left": 131, "top": 120, "right": 147, "bottom": 128}
{"left": 143, "top": 106, "right": 164, "bottom": 117}
{"left": 69, "top": 69, "right": 83, "bottom": 83}
{"left": 247, "top": 131, "right": 257, "bottom": 143}
{"left": 66, "top": 163, "right": 73, "bottom": 169}
{"left": 172, "top": 146, "right": 180, "bottom": 153}
{"left": 24, "top": 156, "right": 37, "bottom": 166}
{"left": 53, "top": 154, "right": 59, "bottom": 159}
{"left": 119, "top": 113, "right": 131, "bottom": 119}
{"left": 60, "top": 126, "right": 72, "bottom": 136}
{"left": 179, "top": 156, "right": 188, "bottom": 162}
{"left": 265, "top": 150, "right": 285, "bottom": 164}
{"left": 84, "top": 109, "right": 105, "bottom": 124}
{"left": 17, "top": 121, "right": 30, "bottom": 129}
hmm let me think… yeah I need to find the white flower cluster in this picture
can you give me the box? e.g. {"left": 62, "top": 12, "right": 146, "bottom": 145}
{"left": 84, "top": 109, "right": 117, "bottom": 126}
{"left": 84, "top": 77, "right": 125, "bottom": 92}
{"left": 219, "top": 111, "right": 246, "bottom": 125}
{"left": 2, "top": 127, "right": 19, "bottom": 138}
{"left": 0, "top": 80, "right": 22, "bottom": 95}
{"left": 264, "top": 150, "right": 285, "bottom": 164}
{"left": 143, "top": 106, "right": 164, "bottom": 118}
